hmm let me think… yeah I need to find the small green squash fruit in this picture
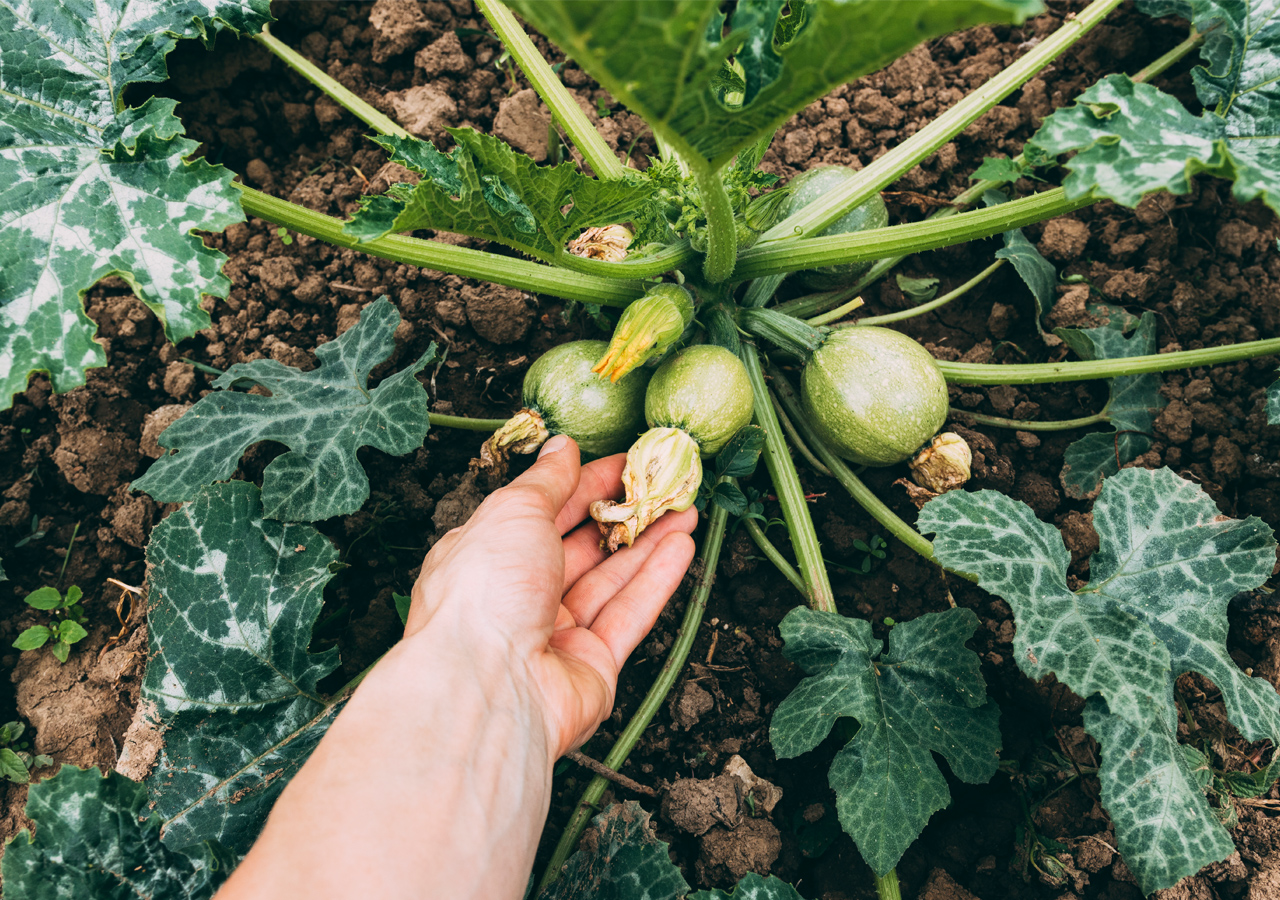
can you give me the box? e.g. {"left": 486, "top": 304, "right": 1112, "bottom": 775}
{"left": 645, "top": 344, "right": 754, "bottom": 457}
{"left": 784, "top": 166, "right": 889, "bottom": 290}
{"left": 802, "top": 327, "right": 948, "bottom": 466}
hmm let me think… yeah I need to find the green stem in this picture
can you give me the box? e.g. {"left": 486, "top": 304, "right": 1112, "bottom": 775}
{"left": 938, "top": 337, "right": 1280, "bottom": 384}
{"left": 734, "top": 188, "right": 1092, "bottom": 280}
{"left": 1131, "top": 26, "right": 1209, "bottom": 84}
{"left": 428, "top": 413, "right": 510, "bottom": 431}
{"left": 739, "top": 345, "right": 836, "bottom": 612}
{"left": 538, "top": 497, "right": 730, "bottom": 891}
{"left": 553, "top": 239, "right": 696, "bottom": 280}
{"left": 853, "top": 259, "right": 1005, "bottom": 327}
{"left": 806, "top": 295, "right": 864, "bottom": 327}
{"left": 755, "top": 0, "right": 1124, "bottom": 245}
{"left": 769, "top": 393, "right": 832, "bottom": 478}
{"left": 692, "top": 159, "right": 738, "bottom": 284}
{"left": 741, "top": 515, "right": 808, "bottom": 597}
{"left": 953, "top": 409, "right": 1109, "bottom": 432}
{"left": 235, "top": 184, "right": 646, "bottom": 306}
{"left": 874, "top": 870, "right": 903, "bottom": 900}
{"left": 475, "top": 0, "right": 625, "bottom": 180}
{"left": 769, "top": 372, "right": 941, "bottom": 567}
{"left": 255, "top": 27, "right": 410, "bottom": 140}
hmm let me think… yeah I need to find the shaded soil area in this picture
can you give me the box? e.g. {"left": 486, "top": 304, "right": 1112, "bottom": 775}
{"left": 3, "top": 1, "right": 1280, "bottom": 898}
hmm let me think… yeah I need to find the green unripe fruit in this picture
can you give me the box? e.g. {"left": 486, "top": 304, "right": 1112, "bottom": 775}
{"left": 801, "top": 327, "right": 948, "bottom": 466}
{"left": 645, "top": 344, "right": 753, "bottom": 457}
{"left": 784, "top": 166, "right": 889, "bottom": 290}
{"left": 524, "top": 340, "right": 648, "bottom": 457}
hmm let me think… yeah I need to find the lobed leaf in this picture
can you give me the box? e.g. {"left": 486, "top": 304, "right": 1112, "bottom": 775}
{"left": 0, "top": 0, "right": 271, "bottom": 409}
{"left": 345, "top": 130, "right": 658, "bottom": 261}
{"left": 771, "top": 607, "right": 1000, "bottom": 876}
{"left": 1056, "top": 310, "right": 1166, "bottom": 498}
{"left": 984, "top": 190, "right": 1056, "bottom": 332}
{"left": 507, "top": 0, "right": 1043, "bottom": 171}
{"left": 537, "top": 801, "right": 689, "bottom": 900}
{"left": 690, "top": 873, "right": 813, "bottom": 900}
{"left": 143, "top": 480, "right": 344, "bottom": 854}
{"left": 133, "top": 297, "right": 436, "bottom": 522}
{"left": 2, "top": 766, "right": 232, "bottom": 899}
{"left": 921, "top": 466, "right": 1280, "bottom": 891}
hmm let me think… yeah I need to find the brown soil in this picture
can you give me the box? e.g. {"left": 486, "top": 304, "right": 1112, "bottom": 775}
{"left": 3, "top": 1, "right": 1280, "bottom": 898}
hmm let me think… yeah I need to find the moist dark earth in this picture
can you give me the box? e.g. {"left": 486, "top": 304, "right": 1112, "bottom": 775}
{"left": 3, "top": 2, "right": 1280, "bottom": 898}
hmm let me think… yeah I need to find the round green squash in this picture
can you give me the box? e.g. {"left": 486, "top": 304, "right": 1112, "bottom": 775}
{"left": 801, "top": 327, "right": 948, "bottom": 466}
{"left": 784, "top": 166, "right": 889, "bottom": 290}
{"left": 525, "top": 340, "right": 648, "bottom": 457}
{"left": 645, "top": 344, "right": 753, "bottom": 457}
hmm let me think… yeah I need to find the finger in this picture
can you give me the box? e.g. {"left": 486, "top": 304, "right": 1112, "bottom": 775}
{"left": 561, "top": 506, "right": 699, "bottom": 616}
{"left": 553, "top": 453, "right": 626, "bottom": 535}
{"left": 591, "top": 532, "right": 696, "bottom": 670}
{"left": 482, "top": 434, "right": 582, "bottom": 525}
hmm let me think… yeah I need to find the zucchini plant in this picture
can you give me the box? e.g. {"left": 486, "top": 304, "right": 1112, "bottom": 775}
{"left": 2, "top": 0, "right": 1279, "bottom": 898}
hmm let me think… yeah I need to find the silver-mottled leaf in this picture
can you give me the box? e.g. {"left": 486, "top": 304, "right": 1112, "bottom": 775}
{"left": 689, "top": 873, "right": 812, "bottom": 899}
{"left": 538, "top": 801, "right": 689, "bottom": 900}
{"left": 1268, "top": 373, "right": 1279, "bottom": 425}
{"left": 133, "top": 297, "right": 436, "bottom": 522}
{"left": 143, "top": 481, "right": 343, "bottom": 853}
{"left": 771, "top": 607, "right": 999, "bottom": 876}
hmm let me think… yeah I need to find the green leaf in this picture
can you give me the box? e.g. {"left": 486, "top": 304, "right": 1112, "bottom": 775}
{"left": 393, "top": 592, "right": 413, "bottom": 626}
{"left": 895, "top": 275, "right": 939, "bottom": 303}
{"left": 0, "top": 747, "right": 30, "bottom": 784}
{"left": 63, "top": 585, "right": 82, "bottom": 606}
{"left": 537, "top": 801, "right": 689, "bottom": 900}
{"left": 770, "top": 607, "right": 1000, "bottom": 876}
{"left": 508, "top": 0, "right": 1043, "bottom": 171}
{"left": 1055, "top": 311, "right": 1166, "bottom": 499}
{"left": 51, "top": 641, "right": 70, "bottom": 664}
{"left": 12, "top": 626, "right": 50, "bottom": 651}
{"left": 0, "top": 0, "right": 272, "bottom": 409}
{"left": 1028, "top": 60, "right": 1280, "bottom": 215}
{"left": 1, "top": 766, "right": 230, "bottom": 899}
{"left": 984, "top": 190, "right": 1056, "bottom": 332}
{"left": 690, "top": 873, "right": 813, "bottom": 900}
{"left": 922, "top": 466, "right": 1279, "bottom": 892}
{"left": 133, "top": 297, "right": 436, "bottom": 522}
{"left": 57, "top": 619, "right": 88, "bottom": 645}
{"left": 971, "top": 156, "right": 1044, "bottom": 183}
{"left": 711, "top": 481, "right": 750, "bottom": 517}
{"left": 716, "top": 425, "right": 766, "bottom": 478}
{"left": 1268, "top": 373, "right": 1279, "bottom": 425}
{"left": 22, "top": 586, "right": 62, "bottom": 611}
{"left": 142, "top": 481, "right": 343, "bottom": 854}
{"left": 346, "top": 130, "right": 657, "bottom": 262}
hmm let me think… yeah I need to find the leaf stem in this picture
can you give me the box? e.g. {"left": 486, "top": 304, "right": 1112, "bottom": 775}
{"left": 428, "top": 413, "right": 510, "bottom": 431}
{"left": 952, "top": 409, "right": 1109, "bottom": 432}
{"left": 806, "top": 295, "right": 864, "bottom": 327}
{"left": 734, "top": 188, "right": 1093, "bottom": 279}
{"left": 853, "top": 259, "right": 1005, "bottom": 327}
{"left": 1130, "top": 26, "right": 1209, "bottom": 84}
{"left": 475, "top": 0, "right": 625, "bottom": 180}
{"left": 235, "top": 184, "right": 646, "bottom": 306}
{"left": 769, "top": 372, "right": 942, "bottom": 568}
{"left": 740, "top": 515, "right": 808, "bottom": 597}
{"left": 938, "top": 337, "right": 1280, "bottom": 384}
{"left": 537, "top": 496, "right": 730, "bottom": 891}
{"left": 255, "top": 27, "right": 411, "bottom": 140}
{"left": 692, "top": 159, "right": 738, "bottom": 284}
{"left": 553, "top": 239, "right": 696, "bottom": 280}
{"left": 754, "top": 0, "right": 1124, "bottom": 245}
{"left": 740, "top": 345, "right": 836, "bottom": 612}
{"left": 875, "top": 870, "right": 903, "bottom": 900}
{"left": 769, "top": 393, "right": 832, "bottom": 478}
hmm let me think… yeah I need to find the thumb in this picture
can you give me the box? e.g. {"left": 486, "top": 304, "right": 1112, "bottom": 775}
{"left": 490, "top": 434, "right": 582, "bottom": 522}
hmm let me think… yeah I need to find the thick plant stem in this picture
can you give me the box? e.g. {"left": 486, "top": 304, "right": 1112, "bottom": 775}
{"left": 537, "top": 499, "right": 730, "bottom": 891}
{"left": 554, "top": 239, "right": 697, "bottom": 280}
{"left": 428, "top": 413, "right": 510, "bottom": 431}
{"left": 875, "top": 870, "right": 903, "bottom": 900}
{"left": 256, "top": 27, "right": 411, "bottom": 140}
{"left": 475, "top": 0, "right": 625, "bottom": 180}
{"left": 235, "top": 184, "right": 646, "bottom": 306}
{"left": 770, "top": 394, "right": 832, "bottom": 478}
{"left": 1131, "top": 26, "right": 1209, "bottom": 84}
{"left": 692, "top": 159, "right": 738, "bottom": 284}
{"left": 939, "top": 337, "right": 1280, "bottom": 384}
{"left": 755, "top": 0, "right": 1124, "bottom": 245}
{"left": 740, "top": 346, "right": 837, "bottom": 613}
{"left": 741, "top": 516, "right": 808, "bottom": 597}
{"left": 734, "top": 188, "right": 1093, "bottom": 279}
{"left": 806, "top": 296, "right": 864, "bottom": 327}
{"left": 853, "top": 259, "right": 1005, "bottom": 327}
{"left": 770, "top": 373, "right": 942, "bottom": 568}
{"left": 954, "top": 409, "right": 1108, "bottom": 432}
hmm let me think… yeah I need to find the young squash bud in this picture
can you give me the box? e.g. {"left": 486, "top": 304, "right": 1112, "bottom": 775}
{"left": 590, "top": 427, "right": 702, "bottom": 551}
{"left": 909, "top": 432, "right": 972, "bottom": 493}
{"left": 593, "top": 284, "right": 695, "bottom": 383}
{"left": 567, "top": 224, "right": 633, "bottom": 262}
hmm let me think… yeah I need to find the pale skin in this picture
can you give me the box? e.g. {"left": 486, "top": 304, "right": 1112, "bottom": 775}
{"left": 217, "top": 434, "right": 698, "bottom": 900}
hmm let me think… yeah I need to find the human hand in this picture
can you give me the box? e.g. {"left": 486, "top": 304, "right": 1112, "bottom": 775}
{"left": 407, "top": 434, "right": 697, "bottom": 757}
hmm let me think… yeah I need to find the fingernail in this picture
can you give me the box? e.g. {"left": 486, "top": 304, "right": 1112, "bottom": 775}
{"left": 539, "top": 434, "right": 570, "bottom": 458}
